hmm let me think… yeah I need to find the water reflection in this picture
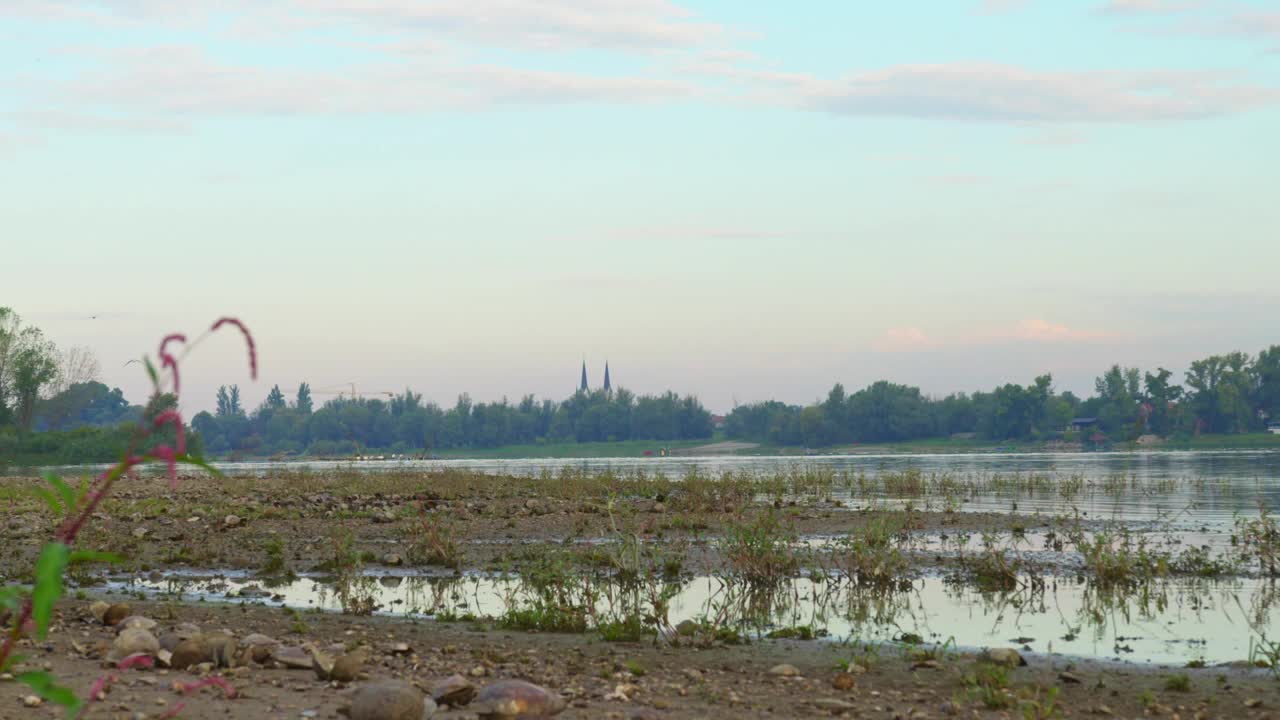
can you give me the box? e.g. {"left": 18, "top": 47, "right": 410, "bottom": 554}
{"left": 117, "top": 569, "right": 1277, "bottom": 666}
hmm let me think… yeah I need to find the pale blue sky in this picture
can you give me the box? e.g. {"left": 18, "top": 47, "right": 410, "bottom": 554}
{"left": 2, "top": 0, "right": 1277, "bottom": 413}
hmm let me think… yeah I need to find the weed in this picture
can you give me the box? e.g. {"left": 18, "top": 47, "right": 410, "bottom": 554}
{"left": 1164, "top": 674, "right": 1191, "bottom": 692}
{"left": 407, "top": 501, "right": 462, "bottom": 569}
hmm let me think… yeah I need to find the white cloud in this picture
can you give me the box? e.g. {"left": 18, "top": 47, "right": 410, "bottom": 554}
{"left": 1096, "top": 0, "right": 1201, "bottom": 16}
{"left": 3, "top": 0, "right": 723, "bottom": 52}
{"left": 790, "top": 63, "right": 1277, "bottom": 124}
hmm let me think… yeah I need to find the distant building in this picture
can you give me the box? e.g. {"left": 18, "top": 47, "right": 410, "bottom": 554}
{"left": 579, "top": 362, "right": 589, "bottom": 393}
{"left": 577, "top": 361, "right": 614, "bottom": 393}
{"left": 711, "top": 414, "right": 727, "bottom": 430}
{"left": 603, "top": 362, "right": 612, "bottom": 393}
{"left": 1269, "top": 422, "right": 1280, "bottom": 435}
{"left": 1069, "top": 417, "right": 1097, "bottom": 431}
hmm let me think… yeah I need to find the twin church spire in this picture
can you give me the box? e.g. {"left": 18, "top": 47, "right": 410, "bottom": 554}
{"left": 578, "top": 360, "right": 612, "bottom": 393}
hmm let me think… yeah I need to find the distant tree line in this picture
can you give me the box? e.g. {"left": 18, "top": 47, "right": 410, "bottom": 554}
{"left": 725, "top": 346, "right": 1280, "bottom": 447}
{"left": 190, "top": 384, "right": 714, "bottom": 456}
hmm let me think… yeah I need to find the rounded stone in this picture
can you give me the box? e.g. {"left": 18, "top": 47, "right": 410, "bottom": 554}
{"left": 349, "top": 680, "right": 426, "bottom": 720}
{"left": 102, "top": 603, "right": 132, "bottom": 627}
{"left": 111, "top": 628, "right": 160, "bottom": 661}
{"left": 472, "top": 680, "right": 566, "bottom": 718}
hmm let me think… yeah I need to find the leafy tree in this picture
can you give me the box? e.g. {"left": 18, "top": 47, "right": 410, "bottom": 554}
{"left": 295, "top": 382, "right": 313, "bottom": 414}
{"left": 265, "top": 384, "right": 287, "bottom": 410}
{"left": 12, "top": 333, "right": 59, "bottom": 433}
{"left": 1185, "top": 353, "right": 1256, "bottom": 434}
{"left": 1253, "top": 346, "right": 1280, "bottom": 424}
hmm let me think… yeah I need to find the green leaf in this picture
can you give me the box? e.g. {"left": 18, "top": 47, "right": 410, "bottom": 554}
{"left": 175, "top": 453, "right": 224, "bottom": 478}
{"left": 16, "top": 671, "right": 83, "bottom": 719}
{"left": 143, "top": 356, "right": 159, "bottom": 385}
{"left": 67, "top": 550, "right": 123, "bottom": 565}
{"left": 31, "top": 487, "right": 62, "bottom": 516}
{"left": 0, "top": 585, "right": 25, "bottom": 610}
{"left": 43, "top": 473, "right": 76, "bottom": 514}
{"left": 0, "top": 652, "right": 29, "bottom": 673}
{"left": 31, "top": 542, "right": 69, "bottom": 640}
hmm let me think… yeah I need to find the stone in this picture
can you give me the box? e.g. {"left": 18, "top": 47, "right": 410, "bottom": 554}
{"left": 981, "top": 648, "right": 1026, "bottom": 667}
{"left": 329, "top": 652, "right": 366, "bottom": 682}
{"left": 811, "top": 698, "right": 856, "bottom": 713}
{"left": 132, "top": 526, "right": 150, "bottom": 539}
{"left": 110, "top": 628, "right": 160, "bottom": 662}
{"left": 103, "top": 603, "right": 132, "bottom": 626}
{"left": 381, "top": 553, "right": 403, "bottom": 567}
{"left": 23, "top": 695, "right": 42, "bottom": 708}
{"left": 272, "top": 645, "right": 313, "bottom": 669}
{"left": 831, "top": 672, "right": 856, "bottom": 691}
{"left": 431, "top": 674, "right": 477, "bottom": 707}
{"left": 389, "top": 642, "right": 412, "bottom": 655}
{"left": 675, "top": 620, "right": 698, "bottom": 637}
{"left": 349, "top": 680, "right": 426, "bottom": 720}
{"left": 90, "top": 600, "right": 111, "bottom": 624}
{"left": 223, "top": 515, "right": 242, "bottom": 528}
{"left": 767, "top": 663, "right": 801, "bottom": 677}
{"left": 170, "top": 639, "right": 207, "bottom": 670}
{"left": 471, "top": 680, "right": 566, "bottom": 718}
{"left": 115, "top": 616, "right": 158, "bottom": 634}
{"left": 311, "top": 647, "right": 337, "bottom": 680}
{"left": 1058, "top": 671, "right": 1083, "bottom": 684}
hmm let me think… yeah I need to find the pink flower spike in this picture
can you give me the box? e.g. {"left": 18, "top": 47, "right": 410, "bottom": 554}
{"left": 154, "top": 410, "right": 186, "bottom": 455}
{"left": 158, "top": 333, "right": 186, "bottom": 394}
{"left": 150, "top": 445, "right": 178, "bottom": 487}
{"left": 177, "top": 676, "right": 238, "bottom": 699}
{"left": 210, "top": 317, "right": 257, "bottom": 380}
{"left": 117, "top": 653, "right": 155, "bottom": 670}
{"left": 157, "top": 703, "right": 186, "bottom": 720}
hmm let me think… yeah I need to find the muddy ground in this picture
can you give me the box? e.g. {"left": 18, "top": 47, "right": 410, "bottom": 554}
{"left": 1, "top": 469, "right": 1276, "bottom": 719}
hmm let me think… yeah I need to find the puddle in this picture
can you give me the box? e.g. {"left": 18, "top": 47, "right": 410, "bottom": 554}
{"left": 112, "top": 569, "right": 1278, "bottom": 667}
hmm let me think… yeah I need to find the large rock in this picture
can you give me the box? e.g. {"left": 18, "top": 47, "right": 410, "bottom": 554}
{"left": 115, "top": 616, "right": 158, "bottom": 634}
{"left": 472, "top": 680, "right": 566, "bottom": 718}
{"left": 349, "top": 681, "right": 426, "bottom": 720}
{"left": 110, "top": 628, "right": 159, "bottom": 662}
{"left": 169, "top": 633, "right": 238, "bottom": 670}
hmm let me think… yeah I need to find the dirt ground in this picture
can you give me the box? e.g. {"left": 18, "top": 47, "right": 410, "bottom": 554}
{"left": 3, "top": 597, "right": 1278, "bottom": 720}
{"left": 2, "top": 470, "right": 1276, "bottom": 719}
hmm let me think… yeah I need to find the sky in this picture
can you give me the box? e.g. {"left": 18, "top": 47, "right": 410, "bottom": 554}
{"left": 2, "top": 0, "right": 1278, "bottom": 414}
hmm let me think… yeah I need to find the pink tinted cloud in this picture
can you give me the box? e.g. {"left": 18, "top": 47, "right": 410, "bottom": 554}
{"left": 872, "top": 327, "right": 941, "bottom": 352}
{"left": 873, "top": 319, "right": 1112, "bottom": 352}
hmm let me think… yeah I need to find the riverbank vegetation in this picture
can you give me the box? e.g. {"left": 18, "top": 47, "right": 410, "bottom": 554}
{"left": 3, "top": 305, "right": 1278, "bottom": 463}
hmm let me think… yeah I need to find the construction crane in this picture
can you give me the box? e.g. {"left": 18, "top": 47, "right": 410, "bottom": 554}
{"left": 311, "top": 382, "right": 395, "bottom": 400}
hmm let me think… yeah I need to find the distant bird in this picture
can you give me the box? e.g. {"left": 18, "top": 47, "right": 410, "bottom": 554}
{"left": 123, "top": 359, "right": 140, "bottom": 367}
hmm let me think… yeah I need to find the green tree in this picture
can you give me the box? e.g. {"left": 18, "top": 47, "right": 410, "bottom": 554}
{"left": 1141, "top": 368, "right": 1183, "bottom": 436}
{"left": 12, "top": 333, "right": 59, "bottom": 433}
{"left": 1253, "top": 346, "right": 1280, "bottom": 424}
{"left": 295, "top": 382, "right": 313, "bottom": 414}
{"left": 265, "top": 384, "right": 287, "bottom": 410}
{"left": 1185, "top": 352, "right": 1255, "bottom": 434}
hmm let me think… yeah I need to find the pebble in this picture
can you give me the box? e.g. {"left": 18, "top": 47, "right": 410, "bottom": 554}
{"left": 329, "top": 651, "right": 366, "bottom": 682}
{"left": 832, "top": 672, "right": 856, "bottom": 691}
{"left": 22, "top": 695, "right": 42, "bottom": 708}
{"left": 767, "top": 663, "right": 801, "bottom": 677}
{"left": 980, "top": 648, "right": 1026, "bottom": 667}
{"left": 349, "top": 680, "right": 426, "bottom": 720}
{"left": 90, "top": 600, "right": 111, "bottom": 624}
{"left": 381, "top": 553, "right": 403, "bottom": 567}
{"left": 224, "top": 514, "right": 242, "bottom": 528}
{"left": 1058, "top": 671, "right": 1083, "bottom": 684}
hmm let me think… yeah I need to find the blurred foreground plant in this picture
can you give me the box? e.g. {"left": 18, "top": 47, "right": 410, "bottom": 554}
{"left": 0, "top": 318, "right": 255, "bottom": 717}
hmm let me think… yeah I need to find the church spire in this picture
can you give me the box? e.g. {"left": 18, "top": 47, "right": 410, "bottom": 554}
{"left": 603, "top": 361, "right": 611, "bottom": 392}
{"left": 580, "top": 360, "right": 589, "bottom": 393}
